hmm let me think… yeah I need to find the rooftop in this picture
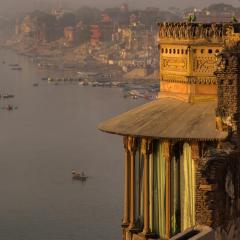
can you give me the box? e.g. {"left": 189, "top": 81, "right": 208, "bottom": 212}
{"left": 98, "top": 98, "right": 227, "bottom": 141}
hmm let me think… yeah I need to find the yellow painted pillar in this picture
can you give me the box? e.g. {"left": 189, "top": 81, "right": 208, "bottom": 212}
{"left": 122, "top": 136, "right": 130, "bottom": 227}
{"left": 141, "top": 138, "right": 152, "bottom": 235}
{"left": 128, "top": 137, "right": 138, "bottom": 230}
{"left": 164, "top": 141, "right": 171, "bottom": 239}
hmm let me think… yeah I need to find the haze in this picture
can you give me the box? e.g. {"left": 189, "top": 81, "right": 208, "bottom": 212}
{"left": 0, "top": 0, "right": 240, "bottom": 17}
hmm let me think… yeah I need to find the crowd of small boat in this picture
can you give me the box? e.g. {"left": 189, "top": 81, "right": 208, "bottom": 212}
{"left": 43, "top": 76, "right": 159, "bottom": 100}
{"left": 2, "top": 60, "right": 22, "bottom": 71}
{"left": 9, "top": 63, "right": 22, "bottom": 71}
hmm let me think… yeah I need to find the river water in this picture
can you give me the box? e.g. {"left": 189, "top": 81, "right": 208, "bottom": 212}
{"left": 0, "top": 48, "right": 145, "bottom": 240}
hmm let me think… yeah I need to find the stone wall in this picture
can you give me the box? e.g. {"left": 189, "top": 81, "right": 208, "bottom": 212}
{"left": 194, "top": 43, "right": 240, "bottom": 237}
{"left": 215, "top": 44, "right": 240, "bottom": 136}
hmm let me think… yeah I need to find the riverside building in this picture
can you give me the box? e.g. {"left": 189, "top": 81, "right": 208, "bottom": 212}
{"left": 98, "top": 22, "right": 240, "bottom": 239}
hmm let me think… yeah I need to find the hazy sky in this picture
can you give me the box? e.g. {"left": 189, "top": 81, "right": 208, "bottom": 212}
{"left": 0, "top": 0, "right": 240, "bottom": 17}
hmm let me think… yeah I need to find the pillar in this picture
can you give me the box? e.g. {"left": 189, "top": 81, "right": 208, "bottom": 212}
{"left": 128, "top": 137, "right": 138, "bottom": 230}
{"left": 141, "top": 138, "right": 152, "bottom": 235}
{"left": 164, "top": 141, "right": 171, "bottom": 239}
{"left": 122, "top": 136, "right": 130, "bottom": 227}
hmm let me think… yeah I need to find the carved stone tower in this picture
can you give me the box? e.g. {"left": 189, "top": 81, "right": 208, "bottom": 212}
{"left": 158, "top": 23, "right": 240, "bottom": 103}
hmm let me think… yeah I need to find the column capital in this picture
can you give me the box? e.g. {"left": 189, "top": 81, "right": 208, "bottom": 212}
{"left": 141, "top": 138, "right": 153, "bottom": 155}
{"left": 128, "top": 136, "right": 138, "bottom": 153}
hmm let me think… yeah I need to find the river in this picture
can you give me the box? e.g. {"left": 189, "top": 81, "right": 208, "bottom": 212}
{"left": 0, "top": 48, "right": 145, "bottom": 240}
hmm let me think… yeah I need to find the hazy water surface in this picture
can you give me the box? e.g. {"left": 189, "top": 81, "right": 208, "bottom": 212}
{"left": 0, "top": 48, "right": 145, "bottom": 240}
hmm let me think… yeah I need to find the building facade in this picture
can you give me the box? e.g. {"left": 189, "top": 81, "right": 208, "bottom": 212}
{"left": 98, "top": 23, "right": 240, "bottom": 240}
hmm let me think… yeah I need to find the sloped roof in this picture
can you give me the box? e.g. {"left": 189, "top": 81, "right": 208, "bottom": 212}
{"left": 98, "top": 98, "right": 228, "bottom": 141}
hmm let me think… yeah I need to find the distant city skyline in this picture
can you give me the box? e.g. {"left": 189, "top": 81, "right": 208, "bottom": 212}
{"left": 0, "top": 0, "right": 240, "bottom": 17}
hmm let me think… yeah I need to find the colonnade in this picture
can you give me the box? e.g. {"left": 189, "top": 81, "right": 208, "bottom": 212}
{"left": 122, "top": 136, "right": 161, "bottom": 239}
{"left": 121, "top": 136, "right": 199, "bottom": 240}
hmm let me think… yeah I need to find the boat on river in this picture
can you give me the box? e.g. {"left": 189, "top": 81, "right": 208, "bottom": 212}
{"left": 72, "top": 171, "right": 88, "bottom": 181}
{"left": 12, "top": 67, "right": 22, "bottom": 71}
{"left": 2, "top": 94, "right": 15, "bottom": 99}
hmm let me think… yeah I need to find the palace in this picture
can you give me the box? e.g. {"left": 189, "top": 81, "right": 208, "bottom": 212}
{"left": 98, "top": 22, "right": 240, "bottom": 239}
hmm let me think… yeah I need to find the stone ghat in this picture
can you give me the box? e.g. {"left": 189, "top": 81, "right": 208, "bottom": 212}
{"left": 158, "top": 22, "right": 240, "bottom": 40}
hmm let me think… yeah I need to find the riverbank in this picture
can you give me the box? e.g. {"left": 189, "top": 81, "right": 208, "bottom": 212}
{"left": 2, "top": 37, "right": 159, "bottom": 100}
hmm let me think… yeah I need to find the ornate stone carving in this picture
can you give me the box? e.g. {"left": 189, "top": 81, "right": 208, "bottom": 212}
{"left": 161, "top": 57, "right": 188, "bottom": 72}
{"left": 193, "top": 57, "right": 218, "bottom": 74}
{"left": 159, "top": 22, "right": 239, "bottom": 41}
{"left": 161, "top": 75, "right": 217, "bottom": 85}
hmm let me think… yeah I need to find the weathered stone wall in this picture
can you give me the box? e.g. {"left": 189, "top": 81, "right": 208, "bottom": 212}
{"left": 195, "top": 43, "right": 240, "bottom": 236}
{"left": 215, "top": 43, "right": 240, "bottom": 136}
{"left": 196, "top": 143, "right": 240, "bottom": 226}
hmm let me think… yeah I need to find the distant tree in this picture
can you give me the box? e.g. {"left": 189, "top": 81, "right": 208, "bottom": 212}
{"left": 30, "top": 10, "right": 56, "bottom": 26}
{"left": 232, "top": 16, "right": 238, "bottom": 23}
{"left": 58, "top": 13, "right": 76, "bottom": 28}
{"left": 78, "top": 26, "right": 91, "bottom": 44}
{"left": 75, "top": 7, "right": 101, "bottom": 25}
{"left": 188, "top": 13, "right": 197, "bottom": 23}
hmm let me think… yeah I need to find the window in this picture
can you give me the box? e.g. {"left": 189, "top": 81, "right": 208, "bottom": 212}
{"left": 208, "top": 49, "right": 213, "bottom": 54}
{"left": 201, "top": 49, "right": 204, "bottom": 54}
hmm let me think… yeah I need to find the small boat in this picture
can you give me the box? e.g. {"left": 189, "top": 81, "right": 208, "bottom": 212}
{"left": 33, "top": 83, "right": 39, "bottom": 87}
{"left": 6, "top": 104, "right": 13, "bottom": 111}
{"left": 9, "top": 64, "right": 19, "bottom": 67}
{"left": 3, "top": 94, "right": 14, "bottom": 99}
{"left": 2, "top": 60, "right": 5, "bottom": 64}
{"left": 41, "top": 77, "right": 48, "bottom": 80}
{"left": 72, "top": 171, "right": 88, "bottom": 181}
{"left": 78, "top": 80, "right": 88, "bottom": 86}
{"left": 12, "top": 67, "right": 22, "bottom": 71}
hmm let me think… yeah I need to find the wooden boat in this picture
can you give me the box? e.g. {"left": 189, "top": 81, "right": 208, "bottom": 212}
{"left": 72, "top": 171, "right": 88, "bottom": 181}
{"left": 12, "top": 67, "right": 22, "bottom": 71}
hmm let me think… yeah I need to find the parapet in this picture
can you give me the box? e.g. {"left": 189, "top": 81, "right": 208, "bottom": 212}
{"left": 158, "top": 22, "right": 240, "bottom": 43}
